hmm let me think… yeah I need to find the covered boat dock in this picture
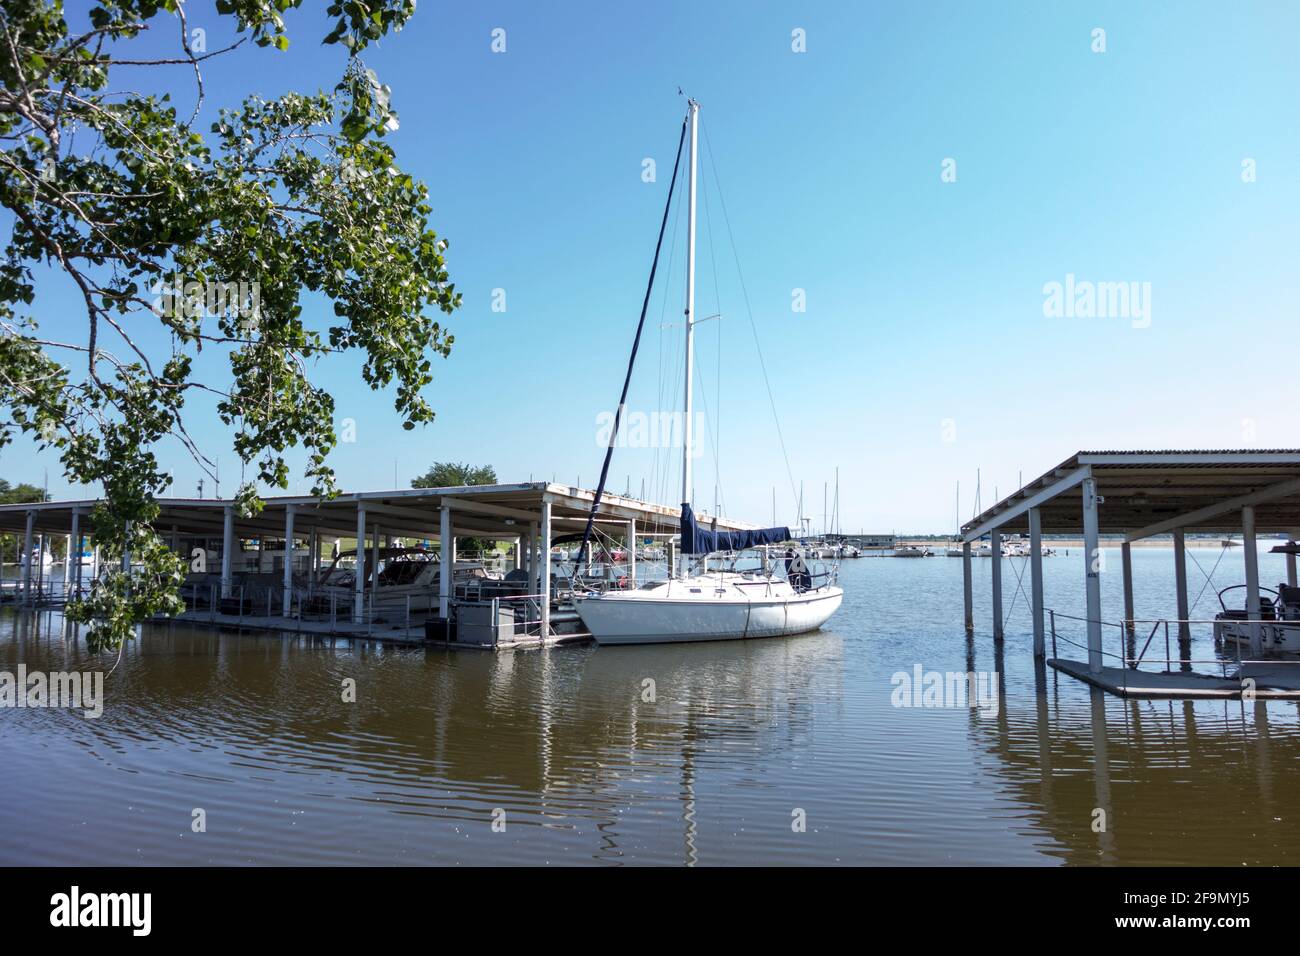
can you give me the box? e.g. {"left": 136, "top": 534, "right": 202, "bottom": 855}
{"left": 0, "top": 483, "right": 757, "bottom": 646}
{"left": 960, "top": 450, "right": 1300, "bottom": 698}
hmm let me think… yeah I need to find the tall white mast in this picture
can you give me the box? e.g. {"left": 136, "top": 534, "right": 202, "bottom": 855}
{"left": 680, "top": 99, "right": 699, "bottom": 577}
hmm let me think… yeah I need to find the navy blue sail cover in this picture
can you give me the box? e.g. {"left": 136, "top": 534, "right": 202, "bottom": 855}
{"left": 679, "top": 503, "right": 791, "bottom": 554}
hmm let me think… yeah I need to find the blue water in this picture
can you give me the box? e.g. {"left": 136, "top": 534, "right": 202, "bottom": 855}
{"left": 1, "top": 546, "right": 1297, "bottom": 865}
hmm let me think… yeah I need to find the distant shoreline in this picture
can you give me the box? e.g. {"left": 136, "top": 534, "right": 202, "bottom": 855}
{"left": 894, "top": 537, "right": 1253, "bottom": 549}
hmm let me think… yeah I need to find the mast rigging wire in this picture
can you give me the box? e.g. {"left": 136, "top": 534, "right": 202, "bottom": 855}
{"left": 701, "top": 122, "right": 800, "bottom": 519}
{"left": 572, "top": 115, "right": 689, "bottom": 573}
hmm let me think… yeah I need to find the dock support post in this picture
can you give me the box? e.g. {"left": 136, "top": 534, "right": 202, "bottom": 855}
{"left": 515, "top": 536, "right": 524, "bottom": 572}
{"left": 282, "top": 505, "right": 295, "bottom": 617}
{"left": 221, "top": 506, "right": 234, "bottom": 599}
{"left": 69, "top": 509, "right": 81, "bottom": 599}
{"left": 1121, "top": 540, "right": 1134, "bottom": 636}
{"left": 990, "top": 529, "right": 1003, "bottom": 640}
{"left": 354, "top": 506, "right": 366, "bottom": 621}
{"left": 962, "top": 540, "right": 973, "bottom": 633}
{"left": 1287, "top": 532, "right": 1298, "bottom": 587}
{"left": 21, "top": 510, "right": 34, "bottom": 605}
{"left": 1243, "top": 504, "right": 1262, "bottom": 658}
{"left": 529, "top": 522, "right": 540, "bottom": 595}
{"left": 539, "top": 498, "right": 552, "bottom": 639}
{"left": 439, "top": 506, "right": 451, "bottom": 621}
{"left": 1029, "top": 507, "right": 1045, "bottom": 657}
{"left": 626, "top": 519, "right": 637, "bottom": 587}
{"left": 1173, "top": 527, "right": 1190, "bottom": 643}
{"left": 1082, "top": 476, "right": 1103, "bottom": 673}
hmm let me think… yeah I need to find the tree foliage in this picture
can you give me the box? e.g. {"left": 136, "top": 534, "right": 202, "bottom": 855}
{"left": 0, "top": 477, "right": 47, "bottom": 558}
{"left": 0, "top": 1, "right": 459, "bottom": 649}
{"left": 0, "top": 477, "right": 46, "bottom": 504}
{"left": 410, "top": 462, "right": 497, "bottom": 489}
{"left": 411, "top": 462, "right": 499, "bottom": 554}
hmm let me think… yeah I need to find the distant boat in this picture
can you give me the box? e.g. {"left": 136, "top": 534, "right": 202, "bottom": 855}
{"left": 19, "top": 549, "right": 53, "bottom": 569}
{"left": 892, "top": 544, "right": 929, "bottom": 558}
{"left": 945, "top": 482, "right": 964, "bottom": 555}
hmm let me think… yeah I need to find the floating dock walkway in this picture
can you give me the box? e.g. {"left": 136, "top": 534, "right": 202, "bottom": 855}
{"left": 0, "top": 482, "right": 759, "bottom": 650}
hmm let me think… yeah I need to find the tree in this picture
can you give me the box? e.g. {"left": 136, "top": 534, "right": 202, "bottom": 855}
{"left": 0, "top": 2, "right": 459, "bottom": 650}
{"left": 0, "top": 477, "right": 48, "bottom": 560}
{"left": 0, "top": 478, "right": 47, "bottom": 504}
{"left": 411, "top": 462, "right": 498, "bottom": 554}
{"left": 411, "top": 462, "right": 497, "bottom": 489}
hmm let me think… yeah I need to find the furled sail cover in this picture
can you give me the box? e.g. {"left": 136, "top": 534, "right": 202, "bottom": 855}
{"left": 679, "top": 503, "right": 791, "bottom": 554}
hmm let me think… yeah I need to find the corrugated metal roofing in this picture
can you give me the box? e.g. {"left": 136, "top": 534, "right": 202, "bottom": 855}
{"left": 963, "top": 450, "right": 1300, "bottom": 538}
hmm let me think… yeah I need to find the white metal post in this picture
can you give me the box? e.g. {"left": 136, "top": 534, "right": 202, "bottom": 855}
{"left": 962, "top": 540, "right": 973, "bottom": 632}
{"left": 990, "top": 530, "right": 1003, "bottom": 639}
{"left": 627, "top": 519, "right": 637, "bottom": 587}
{"left": 69, "top": 509, "right": 81, "bottom": 598}
{"left": 1082, "top": 476, "right": 1103, "bottom": 673}
{"left": 540, "top": 498, "right": 552, "bottom": 638}
{"left": 529, "top": 522, "right": 540, "bottom": 594}
{"left": 221, "top": 506, "right": 234, "bottom": 599}
{"left": 1029, "top": 507, "right": 1045, "bottom": 657}
{"left": 1120, "top": 540, "right": 1134, "bottom": 636}
{"left": 1243, "top": 504, "right": 1262, "bottom": 657}
{"left": 370, "top": 523, "right": 381, "bottom": 590}
{"left": 21, "top": 510, "right": 34, "bottom": 605}
{"left": 354, "top": 505, "right": 366, "bottom": 620}
{"left": 1173, "top": 527, "right": 1190, "bottom": 643}
{"left": 282, "top": 504, "right": 295, "bottom": 616}
{"left": 439, "top": 505, "right": 452, "bottom": 620}
{"left": 679, "top": 98, "right": 699, "bottom": 578}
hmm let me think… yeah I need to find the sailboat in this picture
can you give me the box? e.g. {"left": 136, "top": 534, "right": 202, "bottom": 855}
{"left": 944, "top": 481, "right": 964, "bottom": 556}
{"left": 574, "top": 100, "right": 843, "bottom": 646}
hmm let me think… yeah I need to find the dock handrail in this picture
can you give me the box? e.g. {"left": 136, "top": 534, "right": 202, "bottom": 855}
{"left": 1046, "top": 607, "right": 1300, "bottom": 688}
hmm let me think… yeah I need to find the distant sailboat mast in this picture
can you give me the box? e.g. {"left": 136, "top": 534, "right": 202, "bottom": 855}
{"left": 679, "top": 98, "right": 700, "bottom": 578}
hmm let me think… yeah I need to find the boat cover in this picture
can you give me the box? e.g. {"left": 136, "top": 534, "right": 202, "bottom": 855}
{"left": 679, "top": 503, "right": 790, "bottom": 554}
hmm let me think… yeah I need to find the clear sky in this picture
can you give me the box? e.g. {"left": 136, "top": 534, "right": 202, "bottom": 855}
{"left": 6, "top": 1, "right": 1300, "bottom": 533}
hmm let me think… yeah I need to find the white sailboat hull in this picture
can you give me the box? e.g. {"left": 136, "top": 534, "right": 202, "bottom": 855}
{"left": 577, "top": 581, "right": 843, "bottom": 645}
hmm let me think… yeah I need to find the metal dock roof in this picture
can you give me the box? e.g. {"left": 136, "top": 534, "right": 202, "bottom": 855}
{"left": 962, "top": 450, "right": 1300, "bottom": 540}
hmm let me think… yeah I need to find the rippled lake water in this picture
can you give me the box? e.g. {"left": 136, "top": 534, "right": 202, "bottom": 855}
{"left": 2, "top": 546, "right": 1298, "bottom": 865}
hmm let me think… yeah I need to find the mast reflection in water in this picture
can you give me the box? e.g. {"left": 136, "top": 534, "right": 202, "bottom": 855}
{"left": 2, "top": 549, "right": 1299, "bottom": 865}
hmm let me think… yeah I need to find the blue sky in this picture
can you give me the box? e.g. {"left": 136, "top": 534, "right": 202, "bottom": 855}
{"left": 6, "top": 1, "right": 1300, "bottom": 532}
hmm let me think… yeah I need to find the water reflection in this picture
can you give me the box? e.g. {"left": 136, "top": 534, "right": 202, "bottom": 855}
{"left": 966, "top": 649, "right": 1300, "bottom": 865}
{"left": 0, "top": 608, "right": 845, "bottom": 865}
{"left": 5, "top": 550, "right": 1300, "bottom": 866}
